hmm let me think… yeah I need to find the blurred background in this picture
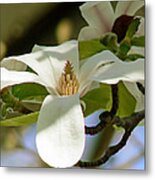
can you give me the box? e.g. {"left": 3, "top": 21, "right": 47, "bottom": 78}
{"left": 0, "top": 2, "right": 85, "bottom": 58}
{"left": 0, "top": 2, "right": 144, "bottom": 169}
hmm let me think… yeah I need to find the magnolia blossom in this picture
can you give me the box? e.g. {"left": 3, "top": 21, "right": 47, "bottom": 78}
{"left": 79, "top": 1, "right": 145, "bottom": 111}
{"left": 79, "top": 1, "right": 144, "bottom": 41}
{"left": 1, "top": 40, "right": 144, "bottom": 167}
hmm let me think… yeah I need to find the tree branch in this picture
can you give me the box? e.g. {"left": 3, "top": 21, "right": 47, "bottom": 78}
{"left": 85, "top": 111, "right": 112, "bottom": 135}
{"left": 77, "top": 110, "right": 145, "bottom": 168}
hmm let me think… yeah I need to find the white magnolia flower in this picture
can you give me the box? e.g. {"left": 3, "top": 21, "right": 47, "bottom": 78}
{"left": 0, "top": 40, "right": 144, "bottom": 167}
{"left": 79, "top": 1, "right": 144, "bottom": 41}
{"left": 79, "top": 1, "right": 145, "bottom": 111}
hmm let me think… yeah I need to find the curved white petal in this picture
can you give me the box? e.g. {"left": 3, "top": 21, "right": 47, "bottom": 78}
{"left": 124, "top": 82, "right": 144, "bottom": 112}
{"left": 36, "top": 94, "right": 85, "bottom": 168}
{"left": 115, "top": 1, "right": 144, "bottom": 18}
{"left": 32, "top": 40, "right": 79, "bottom": 77}
{"left": 79, "top": 50, "right": 119, "bottom": 95}
{"left": 0, "top": 67, "right": 45, "bottom": 90}
{"left": 128, "top": 46, "right": 144, "bottom": 56}
{"left": 80, "top": 2, "right": 115, "bottom": 34}
{"left": 78, "top": 26, "right": 102, "bottom": 41}
{"left": 92, "top": 58, "right": 144, "bottom": 84}
{"left": 1, "top": 52, "right": 57, "bottom": 90}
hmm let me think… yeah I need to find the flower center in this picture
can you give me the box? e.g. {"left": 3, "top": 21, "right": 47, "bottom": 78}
{"left": 57, "top": 61, "right": 79, "bottom": 96}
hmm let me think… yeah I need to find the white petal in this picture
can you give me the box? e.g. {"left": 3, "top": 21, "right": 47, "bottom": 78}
{"left": 115, "top": 1, "right": 144, "bottom": 18}
{"left": 79, "top": 50, "right": 119, "bottom": 96}
{"left": 128, "top": 46, "right": 144, "bottom": 56}
{"left": 0, "top": 67, "right": 45, "bottom": 90}
{"left": 36, "top": 94, "right": 85, "bottom": 168}
{"left": 78, "top": 26, "right": 102, "bottom": 41}
{"left": 80, "top": 2, "right": 115, "bottom": 34}
{"left": 92, "top": 58, "right": 144, "bottom": 84}
{"left": 124, "top": 82, "right": 144, "bottom": 112}
{"left": 32, "top": 40, "right": 79, "bottom": 77}
{"left": 1, "top": 52, "right": 57, "bottom": 90}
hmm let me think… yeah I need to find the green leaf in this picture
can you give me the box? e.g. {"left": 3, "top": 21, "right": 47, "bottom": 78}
{"left": 79, "top": 39, "right": 106, "bottom": 60}
{"left": 126, "top": 18, "right": 141, "bottom": 39}
{"left": 131, "top": 36, "right": 145, "bottom": 47}
{"left": 82, "top": 82, "right": 136, "bottom": 118}
{"left": 117, "top": 82, "right": 136, "bottom": 117}
{"left": 82, "top": 84, "right": 112, "bottom": 116}
{"left": 0, "top": 112, "right": 38, "bottom": 127}
{"left": 12, "top": 83, "right": 48, "bottom": 100}
{"left": 126, "top": 54, "right": 144, "bottom": 61}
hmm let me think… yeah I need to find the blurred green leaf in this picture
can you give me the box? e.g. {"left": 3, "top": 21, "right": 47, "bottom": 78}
{"left": 117, "top": 82, "right": 136, "bottom": 117}
{"left": 12, "top": 83, "right": 48, "bottom": 100}
{"left": 79, "top": 39, "right": 106, "bottom": 60}
{"left": 0, "top": 112, "right": 38, "bottom": 127}
{"left": 131, "top": 36, "right": 145, "bottom": 47}
{"left": 82, "top": 82, "right": 136, "bottom": 118}
{"left": 82, "top": 84, "right": 112, "bottom": 116}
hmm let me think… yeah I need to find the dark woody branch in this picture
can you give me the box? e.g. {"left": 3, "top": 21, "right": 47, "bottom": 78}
{"left": 110, "top": 84, "right": 119, "bottom": 117}
{"left": 85, "top": 111, "right": 112, "bottom": 135}
{"left": 77, "top": 110, "right": 145, "bottom": 168}
{"left": 79, "top": 83, "right": 145, "bottom": 167}
{"left": 115, "top": 110, "right": 145, "bottom": 130}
